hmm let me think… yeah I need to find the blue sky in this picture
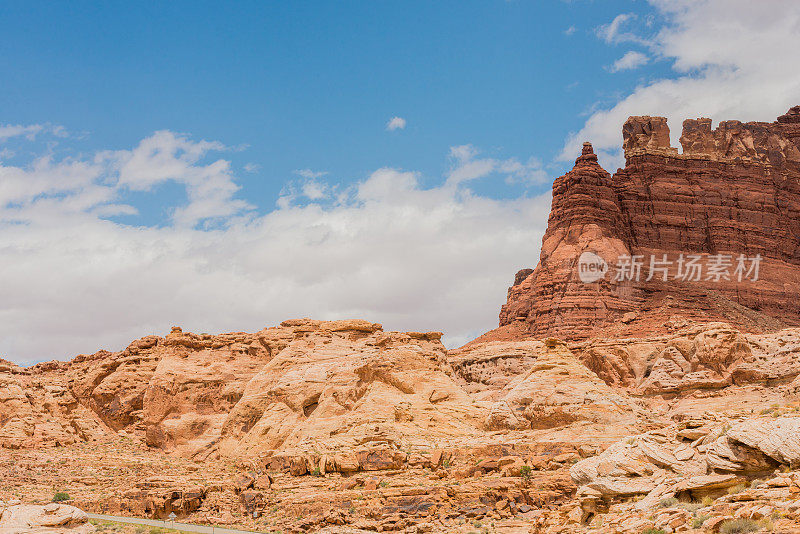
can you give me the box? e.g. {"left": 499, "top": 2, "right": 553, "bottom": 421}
{"left": 0, "top": 0, "right": 672, "bottom": 222}
{"left": 1, "top": 0, "right": 798, "bottom": 364}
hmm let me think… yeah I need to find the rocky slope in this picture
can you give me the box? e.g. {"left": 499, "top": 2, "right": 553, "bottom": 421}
{"left": 498, "top": 106, "right": 800, "bottom": 341}
{"left": 4, "top": 318, "right": 800, "bottom": 532}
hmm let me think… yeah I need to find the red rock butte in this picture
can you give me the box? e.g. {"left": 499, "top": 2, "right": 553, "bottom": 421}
{"left": 493, "top": 106, "right": 800, "bottom": 342}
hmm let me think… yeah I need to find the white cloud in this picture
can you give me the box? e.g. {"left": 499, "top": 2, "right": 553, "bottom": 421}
{"left": 0, "top": 130, "right": 551, "bottom": 365}
{"left": 294, "top": 168, "right": 328, "bottom": 179}
{"left": 0, "top": 123, "right": 68, "bottom": 143}
{"left": 564, "top": 25, "right": 577, "bottom": 36}
{"left": 562, "top": 0, "right": 800, "bottom": 171}
{"left": 0, "top": 124, "right": 44, "bottom": 142}
{"left": 244, "top": 163, "right": 261, "bottom": 173}
{"left": 609, "top": 51, "right": 649, "bottom": 72}
{"left": 385, "top": 116, "right": 407, "bottom": 131}
{"left": 446, "top": 145, "right": 548, "bottom": 187}
{"left": 596, "top": 13, "right": 643, "bottom": 44}
{"left": 0, "top": 129, "right": 252, "bottom": 231}
{"left": 115, "top": 131, "right": 254, "bottom": 228}
{"left": 301, "top": 180, "right": 327, "bottom": 200}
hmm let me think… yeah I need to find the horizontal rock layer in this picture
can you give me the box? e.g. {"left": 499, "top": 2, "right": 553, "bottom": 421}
{"left": 499, "top": 106, "right": 800, "bottom": 340}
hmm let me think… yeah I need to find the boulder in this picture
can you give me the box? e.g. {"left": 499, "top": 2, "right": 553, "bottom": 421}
{"left": 0, "top": 504, "right": 94, "bottom": 534}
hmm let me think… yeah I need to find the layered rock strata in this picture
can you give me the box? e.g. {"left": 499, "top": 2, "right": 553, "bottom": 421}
{"left": 499, "top": 106, "right": 800, "bottom": 340}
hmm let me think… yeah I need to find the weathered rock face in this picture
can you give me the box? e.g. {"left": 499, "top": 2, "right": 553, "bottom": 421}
{"left": 140, "top": 326, "right": 284, "bottom": 458}
{"left": 0, "top": 504, "right": 94, "bottom": 534}
{"left": 576, "top": 322, "right": 800, "bottom": 395}
{"left": 121, "top": 477, "right": 208, "bottom": 519}
{"left": 65, "top": 337, "right": 163, "bottom": 433}
{"left": 449, "top": 338, "right": 644, "bottom": 438}
{"left": 570, "top": 414, "right": 800, "bottom": 513}
{"left": 0, "top": 364, "right": 109, "bottom": 449}
{"left": 1, "top": 320, "right": 488, "bottom": 463}
{"left": 214, "top": 319, "right": 487, "bottom": 462}
{"left": 499, "top": 106, "right": 800, "bottom": 340}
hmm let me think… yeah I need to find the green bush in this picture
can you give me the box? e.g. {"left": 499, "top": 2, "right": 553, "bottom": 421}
{"left": 520, "top": 465, "right": 532, "bottom": 479}
{"left": 657, "top": 496, "right": 678, "bottom": 508}
{"left": 679, "top": 502, "right": 704, "bottom": 512}
{"left": 52, "top": 492, "right": 70, "bottom": 502}
{"left": 693, "top": 514, "right": 710, "bottom": 528}
{"left": 641, "top": 528, "right": 666, "bottom": 534}
{"left": 727, "top": 483, "right": 748, "bottom": 495}
{"left": 719, "top": 518, "right": 761, "bottom": 534}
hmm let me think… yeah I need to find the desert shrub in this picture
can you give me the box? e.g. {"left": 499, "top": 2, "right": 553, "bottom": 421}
{"left": 520, "top": 465, "right": 532, "bottom": 479}
{"left": 728, "top": 484, "right": 747, "bottom": 495}
{"left": 719, "top": 518, "right": 761, "bottom": 534}
{"left": 52, "top": 492, "right": 70, "bottom": 502}
{"left": 641, "top": 528, "right": 666, "bottom": 534}
{"left": 727, "top": 483, "right": 748, "bottom": 495}
{"left": 658, "top": 496, "right": 678, "bottom": 508}
{"left": 679, "top": 502, "right": 704, "bottom": 512}
{"left": 693, "top": 514, "right": 711, "bottom": 528}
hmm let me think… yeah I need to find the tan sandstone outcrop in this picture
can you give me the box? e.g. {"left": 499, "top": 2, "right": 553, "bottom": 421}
{"left": 2, "top": 320, "right": 490, "bottom": 466}
{"left": 0, "top": 504, "right": 94, "bottom": 534}
{"left": 575, "top": 322, "right": 800, "bottom": 395}
{"left": 214, "top": 319, "right": 486, "bottom": 463}
{"left": 449, "top": 339, "right": 645, "bottom": 439}
{"left": 570, "top": 414, "right": 800, "bottom": 515}
{"left": 0, "top": 368, "right": 108, "bottom": 449}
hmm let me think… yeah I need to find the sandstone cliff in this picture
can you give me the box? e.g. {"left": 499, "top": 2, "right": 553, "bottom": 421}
{"left": 498, "top": 106, "right": 800, "bottom": 341}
